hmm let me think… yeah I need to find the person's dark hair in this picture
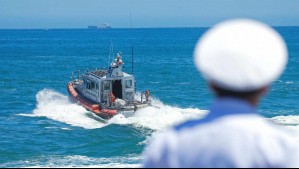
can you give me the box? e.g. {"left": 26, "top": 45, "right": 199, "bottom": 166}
{"left": 214, "top": 86, "right": 259, "bottom": 98}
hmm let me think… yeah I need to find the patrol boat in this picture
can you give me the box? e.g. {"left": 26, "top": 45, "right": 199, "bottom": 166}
{"left": 67, "top": 53, "right": 151, "bottom": 119}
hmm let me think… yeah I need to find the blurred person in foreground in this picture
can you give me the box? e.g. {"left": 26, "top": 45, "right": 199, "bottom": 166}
{"left": 142, "top": 19, "right": 299, "bottom": 168}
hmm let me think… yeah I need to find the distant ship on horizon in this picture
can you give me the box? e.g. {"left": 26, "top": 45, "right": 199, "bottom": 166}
{"left": 88, "top": 23, "right": 112, "bottom": 29}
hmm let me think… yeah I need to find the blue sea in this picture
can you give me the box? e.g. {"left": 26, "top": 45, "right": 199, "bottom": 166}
{"left": 1, "top": 27, "right": 299, "bottom": 167}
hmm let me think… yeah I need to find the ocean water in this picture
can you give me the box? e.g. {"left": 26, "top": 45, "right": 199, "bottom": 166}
{"left": 1, "top": 27, "right": 299, "bottom": 167}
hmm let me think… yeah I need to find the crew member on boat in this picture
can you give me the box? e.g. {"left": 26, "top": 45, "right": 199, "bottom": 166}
{"left": 116, "top": 53, "right": 123, "bottom": 67}
{"left": 145, "top": 90, "right": 151, "bottom": 102}
{"left": 110, "top": 53, "right": 123, "bottom": 68}
{"left": 107, "top": 92, "right": 116, "bottom": 107}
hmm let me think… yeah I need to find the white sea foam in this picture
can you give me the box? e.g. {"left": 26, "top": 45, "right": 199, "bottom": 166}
{"left": 109, "top": 101, "right": 207, "bottom": 131}
{"left": 108, "top": 91, "right": 208, "bottom": 130}
{"left": 0, "top": 155, "right": 142, "bottom": 168}
{"left": 18, "top": 89, "right": 107, "bottom": 129}
{"left": 286, "top": 81, "right": 294, "bottom": 84}
{"left": 20, "top": 89, "right": 207, "bottom": 131}
{"left": 270, "top": 115, "right": 299, "bottom": 141}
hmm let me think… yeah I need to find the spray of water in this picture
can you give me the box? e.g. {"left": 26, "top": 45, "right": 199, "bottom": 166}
{"left": 21, "top": 89, "right": 207, "bottom": 130}
{"left": 19, "top": 89, "right": 107, "bottom": 129}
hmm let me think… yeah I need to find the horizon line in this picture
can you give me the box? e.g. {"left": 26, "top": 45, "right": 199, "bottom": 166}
{"left": 0, "top": 25, "right": 298, "bottom": 30}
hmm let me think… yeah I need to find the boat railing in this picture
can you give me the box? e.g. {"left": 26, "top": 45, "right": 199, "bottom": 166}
{"left": 71, "top": 70, "right": 81, "bottom": 82}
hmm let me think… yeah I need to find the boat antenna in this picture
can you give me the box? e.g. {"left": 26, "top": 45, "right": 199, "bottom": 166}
{"left": 129, "top": 8, "right": 134, "bottom": 75}
{"left": 108, "top": 40, "right": 114, "bottom": 67}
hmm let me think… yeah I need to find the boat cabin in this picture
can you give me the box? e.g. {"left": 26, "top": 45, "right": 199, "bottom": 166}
{"left": 78, "top": 56, "right": 135, "bottom": 104}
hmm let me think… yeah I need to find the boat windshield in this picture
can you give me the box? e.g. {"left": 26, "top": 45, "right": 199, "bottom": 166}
{"left": 126, "top": 80, "right": 133, "bottom": 88}
{"left": 104, "top": 82, "right": 110, "bottom": 90}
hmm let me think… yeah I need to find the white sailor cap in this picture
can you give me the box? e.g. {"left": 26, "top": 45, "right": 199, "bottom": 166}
{"left": 194, "top": 19, "right": 288, "bottom": 91}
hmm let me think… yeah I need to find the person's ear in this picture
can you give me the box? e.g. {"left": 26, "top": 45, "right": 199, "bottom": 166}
{"left": 208, "top": 82, "right": 218, "bottom": 95}
{"left": 209, "top": 82, "right": 216, "bottom": 91}
{"left": 259, "top": 86, "right": 269, "bottom": 96}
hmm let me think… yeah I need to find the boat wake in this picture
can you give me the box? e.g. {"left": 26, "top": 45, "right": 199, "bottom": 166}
{"left": 109, "top": 99, "right": 207, "bottom": 131}
{"left": 21, "top": 89, "right": 207, "bottom": 130}
{"left": 20, "top": 89, "right": 107, "bottom": 129}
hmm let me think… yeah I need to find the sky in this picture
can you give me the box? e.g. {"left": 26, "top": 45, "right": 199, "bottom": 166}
{"left": 0, "top": 0, "right": 299, "bottom": 29}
